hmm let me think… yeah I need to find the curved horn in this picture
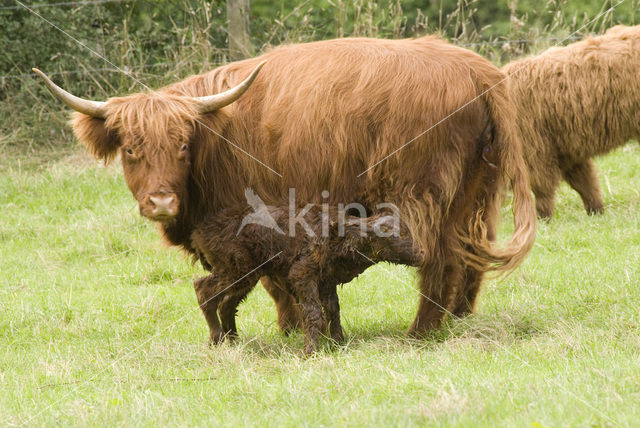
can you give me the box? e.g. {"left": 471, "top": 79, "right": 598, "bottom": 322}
{"left": 32, "top": 68, "right": 108, "bottom": 119}
{"left": 194, "top": 61, "right": 266, "bottom": 114}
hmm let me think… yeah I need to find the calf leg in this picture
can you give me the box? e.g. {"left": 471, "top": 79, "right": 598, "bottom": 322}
{"left": 261, "top": 276, "right": 302, "bottom": 334}
{"left": 561, "top": 159, "right": 604, "bottom": 215}
{"left": 319, "top": 283, "right": 344, "bottom": 344}
{"left": 287, "top": 262, "right": 324, "bottom": 355}
{"left": 218, "top": 292, "right": 251, "bottom": 340}
{"left": 194, "top": 275, "right": 255, "bottom": 344}
{"left": 193, "top": 276, "right": 225, "bottom": 344}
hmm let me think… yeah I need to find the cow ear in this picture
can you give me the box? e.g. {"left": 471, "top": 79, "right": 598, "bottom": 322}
{"left": 70, "top": 112, "right": 120, "bottom": 163}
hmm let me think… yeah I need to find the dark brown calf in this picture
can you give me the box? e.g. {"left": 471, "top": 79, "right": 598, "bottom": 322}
{"left": 191, "top": 204, "right": 421, "bottom": 354}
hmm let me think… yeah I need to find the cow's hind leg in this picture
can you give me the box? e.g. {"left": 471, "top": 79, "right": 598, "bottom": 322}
{"left": 531, "top": 168, "right": 561, "bottom": 220}
{"left": 261, "top": 276, "right": 302, "bottom": 334}
{"left": 408, "top": 258, "right": 463, "bottom": 336}
{"left": 561, "top": 158, "right": 604, "bottom": 215}
{"left": 453, "top": 197, "right": 498, "bottom": 316}
{"left": 452, "top": 266, "right": 484, "bottom": 317}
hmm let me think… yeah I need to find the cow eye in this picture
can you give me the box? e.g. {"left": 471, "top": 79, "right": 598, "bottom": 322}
{"left": 126, "top": 148, "right": 134, "bottom": 156}
{"left": 180, "top": 144, "right": 188, "bottom": 152}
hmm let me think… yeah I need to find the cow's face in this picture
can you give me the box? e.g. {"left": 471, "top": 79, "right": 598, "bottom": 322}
{"left": 70, "top": 93, "right": 198, "bottom": 223}
{"left": 33, "top": 63, "right": 265, "bottom": 223}
{"left": 119, "top": 126, "right": 192, "bottom": 222}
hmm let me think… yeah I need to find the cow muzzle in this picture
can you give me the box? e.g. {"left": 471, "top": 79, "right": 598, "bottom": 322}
{"left": 140, "top": 193, "right": 179, "bottom": 221}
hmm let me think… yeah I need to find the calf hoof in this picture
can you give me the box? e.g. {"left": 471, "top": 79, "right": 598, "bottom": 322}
{"left": 208, "top": 330, "right": 238, "bottom": 346}
{"left": 302, "top": 342, "right": 318, "bottom": 356}
{"left": 224, "top": 330, "right": 238, "bottom": 342}
{"left": 207, "top": 328, "right": 227, "bottom": 345}
{"left": 219, "top": 319, "right": 238, "bottom": 338}
{"left": 452, "top": 300, "right": 474, "bottom": 318}
{"left": 329, "top": 328, "right": 345, "bottom": 345}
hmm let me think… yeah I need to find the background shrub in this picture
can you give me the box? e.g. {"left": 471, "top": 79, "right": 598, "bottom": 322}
{"left": 1, "top": 0, "right": 638, "bottom": 153}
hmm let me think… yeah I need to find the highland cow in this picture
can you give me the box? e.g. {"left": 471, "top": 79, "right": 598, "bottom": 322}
{"left": 503, "top": 25, "right": 640, "bottom": 218}
{"left": 191, "top": 203, "right": 422, "bottom": 353}
{"left": 35, "top": 36, "right": 536, "bottom": 337}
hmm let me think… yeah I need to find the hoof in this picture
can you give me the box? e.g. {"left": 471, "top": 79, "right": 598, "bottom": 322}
{"left": 407, "top": 323, "right": 439, "bottom": 339}
{"left": 276, "top": 304, "right": 303, "bottom": 334}
{"left": 536, "top": 212, "right": 553, "bottom": 221}
{"left": 278, "top": 316, "right": 302, "bottom": 335}
{"left": 329, "top": 328, "right": 345, "bottom": 345}
{"left": 535, "top": 202, "right": 554, "bottom": 220}
{"left": 587, "top": 205, "right": 605, "bottom": 215}
{"left": 302, "top": 343, "right": 318, "bottom": 356}
{"left": 207, "top": 329, "right": 227, "bottom": 345}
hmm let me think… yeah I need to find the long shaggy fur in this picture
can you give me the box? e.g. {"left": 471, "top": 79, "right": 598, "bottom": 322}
{"left": 502, "top": 25, "right": 640, "bottom": 218}
{"left": 70, "top": 36, "right": 536, "bottom": 334}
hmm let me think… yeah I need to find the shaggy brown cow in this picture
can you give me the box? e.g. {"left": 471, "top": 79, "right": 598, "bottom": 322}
{"left": 35, "top": 36, "right": 536, "bottom": 337}
{"left": 503, "top": 25, "right": 640, "bottom": 218}
{"left": 191, "top": 204, "right": 421, "bottom": 353}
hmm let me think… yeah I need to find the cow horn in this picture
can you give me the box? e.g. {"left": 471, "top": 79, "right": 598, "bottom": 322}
{"left": 194, "top": 61, "right": 266, "bottom": 114}
{"left": 32, "top": 68, "right": 108, "bottom": 119}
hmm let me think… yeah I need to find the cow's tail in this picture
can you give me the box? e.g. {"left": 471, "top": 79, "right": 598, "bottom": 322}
{"left": 457, "top": 79, "right": 537, "bottom": 274}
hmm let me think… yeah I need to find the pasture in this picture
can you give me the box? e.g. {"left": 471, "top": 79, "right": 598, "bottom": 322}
{"left": 1, "top": 142, "right": 638, "bottom": 426}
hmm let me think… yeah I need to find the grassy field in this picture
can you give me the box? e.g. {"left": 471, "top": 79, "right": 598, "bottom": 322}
{"left": 1, "top": 142, "right": 639, "bottom": 426}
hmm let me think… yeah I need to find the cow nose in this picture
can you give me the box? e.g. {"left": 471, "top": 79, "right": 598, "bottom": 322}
{"left": 148, "top": 194, "right": 178, "bottom": 218}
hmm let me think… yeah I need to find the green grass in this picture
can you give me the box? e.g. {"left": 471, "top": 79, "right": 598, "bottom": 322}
{"left": 1, "top": 143, "right": 639, "bottom": 427}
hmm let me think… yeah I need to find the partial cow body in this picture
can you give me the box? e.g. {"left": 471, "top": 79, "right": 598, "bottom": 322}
{"left": 36, "top": 36, "right": 536, "bottom": 337}
{"left": 503, "top": 25, "right": 640, "bottom": 218}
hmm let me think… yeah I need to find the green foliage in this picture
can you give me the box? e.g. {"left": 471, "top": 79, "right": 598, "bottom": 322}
{"left": 1, "top": 0, "right": 638, "bottom": 87}
{"left": 1, "top": 0, "right": 639, "bottom": 153}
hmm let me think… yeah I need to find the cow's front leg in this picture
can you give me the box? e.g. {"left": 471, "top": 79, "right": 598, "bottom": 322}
{"left": 261, "top": 276, "right": 302, "bottom": 334}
